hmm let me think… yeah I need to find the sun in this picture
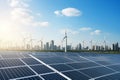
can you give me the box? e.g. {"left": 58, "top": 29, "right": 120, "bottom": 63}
{"left": 0, "top": 20, "right": 17, "bottom": 41}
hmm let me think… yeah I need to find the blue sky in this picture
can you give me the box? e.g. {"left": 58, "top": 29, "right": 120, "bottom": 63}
{"left": 0, "top": 0, "right": 120, "bottom": 46}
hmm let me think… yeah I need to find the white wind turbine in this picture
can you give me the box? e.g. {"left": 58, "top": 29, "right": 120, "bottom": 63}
{"left": 62, "top": 31, "right": 67, "bottom": 52}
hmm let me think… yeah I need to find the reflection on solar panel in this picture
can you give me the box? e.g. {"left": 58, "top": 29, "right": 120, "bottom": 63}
{"left": 67, "top": 62, "right": 100, "bottom": 69}
{"left": 41, "top": 73, "right": 67, "bottom": 80}
{"left": 0, "top": 51, "right": 120, "bottom": 80}
{"left": 17, "top": 76, "right": 42, "bottom": 80}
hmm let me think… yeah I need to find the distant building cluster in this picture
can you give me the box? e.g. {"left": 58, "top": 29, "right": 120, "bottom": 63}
{"left": 0, "top": 39, "right": 119, "bottom": 52}
{"left": 24, "top": 40, "right": 120, "bottom": 51}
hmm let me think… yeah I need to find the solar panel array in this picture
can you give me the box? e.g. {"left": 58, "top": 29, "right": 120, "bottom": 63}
{"left": 0, "top": 51, "right": 120, "bottom": 80}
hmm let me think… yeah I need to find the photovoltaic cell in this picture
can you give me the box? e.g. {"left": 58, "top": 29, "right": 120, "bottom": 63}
{"left": 22, "top": 58, "right": 41, "bottom": 65}
{"left": 30, "top": 65, "right": 53, "bottom": 74}
{"left": 66, "top": 56, "right": 89, "bottom": 62}
{"left": 50, "top": 64, "right": 73, "bottom": 71}
{"left": 0, "top": 67, "right": 35, "bottom": 80}
{"left": 1, "top": 53, "right": 24, "bottom": 59}
{"left": 0, "top": 59, "right": 25, "bottom": 68}
{"left": 80, "top": 66, "right": 115, "bottom": 78}
{"left": 63, "top": 71, "right": 90, "bottom": 80}
{"left": 67, "top": 62, "right": 100, "bottom": 69}
{"left": 35, "top": 56, "right": 73, "bottom": 64}
{"left": 96, "top": 73, "right": 120, "bottom": 80}
{"left": 95, "top": 61, "right": 111, "bottom": 65}
{"left": 22, "top": 53, "right": 31, "bottom": 58}
{"left": 41, "top": 73, "right": 67, "bottom": 80}
{"left": 107, "top": 64, "right": 120, "bottom": 72}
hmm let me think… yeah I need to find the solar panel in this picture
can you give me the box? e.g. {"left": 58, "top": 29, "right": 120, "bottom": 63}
{"left": 30, "top": 65, "right": 54, "bottom": 74}
{"left": 95, "top": 61, "right": 111, "bottom": 65}
{"left": 67, "top": 62, "right": 100, "bottom": 69}
{"left": 35, "top": 56, "right": 73, "bottom": 64}
{"left": 107, "top": 64, "right": 120, "bottom": 71}
{"left": 80, "top": 66, "right": 115, "bottom": 78}
{"left": 41, "top": 73, "right": 67, "bottom": 80}
{"left": 50, "top": 64, "right": 73, "bottom": 71}
{"left": 22, "top": 58, "right": 41, "bottom": 65}
{"left": 95, "top": 72, "right": 120, "bottom": 80}
{"left": 63, "top": 71, "right": 90, "bottom": 80}
{"left": 0, "top": 66, "right": 35, "bottom": 80}
{"left": 66, "top": 56, "right": 89, "bottom": 62}
{"left": 0, "top": 59, "right": 25, "bottom": 68}
{"left": 0, "top": 51, "right": 120, "bottom": 80}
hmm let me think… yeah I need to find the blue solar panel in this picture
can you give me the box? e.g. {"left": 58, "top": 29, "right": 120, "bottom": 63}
{"left": 41, "top": 73, "right": 67, "bottom": 80}
{"left": 35, "top": 56, "right": 73, "bottom": 64}
{"left": 30, "top": 65, "right": 53, "bottom": 74}
{"left": 80, "top": 66, "right": 115, "bottom": 78}
{"left": 67, "top": 62, "right": 100, "bottom": 69}
{"left": 96, "top": 73, "right": 120, "bottom": 80}
{"left": 66, "top": 56, "right": 89, "bottom": 62}
{"left": 50, "top": 64, "right": 73, "bottom": 71}
{"left": 22, "top": 58, "right": 41, "bottom": 65}
{"left": 0, "top": 67, "right": 35, "bottom": 80}
{"left": 1, "top": 52, "right": 24, "bottom": 59}
{"left": 63, "top": 71, "right": 90, "bottom": 80}
{"left": 0, "top": 51, "right": 120, "bottom": 80}
{"left": 95, "top": 61, "right": 111, "bottom": 65}
{"left": 0, "top": 59, "right": 25, "bottom": 68}
{"left": 107, "top": 64, "right": 120, "bottom": 71}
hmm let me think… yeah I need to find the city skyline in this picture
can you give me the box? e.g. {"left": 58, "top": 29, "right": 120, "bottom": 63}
{"left": 0, "top": 0, "right": 120, "bottom": 47}
{"left": 0, "top": 39, "right": 119, "bottom": 52}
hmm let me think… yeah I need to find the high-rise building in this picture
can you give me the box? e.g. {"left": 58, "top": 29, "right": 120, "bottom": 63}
{"left": 40, "top": 41, "right": 43, "bottom": 50}
{"left": 112, "top": 42, "right": 119, "bottom": 51}
{"left": 44, "top": 42, "right": 50, "bottom": 50}
{"left": 50, "top": 40, "right": 54, "bottom": 50}
{"left": 76, "top": 43, "right": 82, "bottom": 50}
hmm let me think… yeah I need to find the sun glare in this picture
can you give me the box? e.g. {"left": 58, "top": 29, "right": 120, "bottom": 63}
{"left": 0, "top": 21, "right": 16, "bottom": 41}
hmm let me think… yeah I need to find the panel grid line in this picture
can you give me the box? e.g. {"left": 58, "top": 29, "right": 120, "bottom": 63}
{"left": 29, "top": 54, "right": 72, "bottom": 80}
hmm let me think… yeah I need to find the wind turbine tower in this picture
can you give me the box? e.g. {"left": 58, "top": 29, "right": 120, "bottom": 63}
{"left": 103, "top": 36, "right": 106, "bottom": 51}
{"left": 65, "top": 31, "right": 67, "bottom": 52}
{"left": 90, "top": 40, "right": 93, "bottom": 50}
{"left": 62, "top": 31, "right": 67, "bottom": 52}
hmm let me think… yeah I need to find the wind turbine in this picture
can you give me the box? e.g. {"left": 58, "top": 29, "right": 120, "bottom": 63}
{"left": 29, "top": 38, "right": 35, "bottom": 50}
{"left": 82, "top": 41, "right": 85, "bottom": 50}
{"left": 103, "top": 36, "right": 106, "bottom": 51}
{"left": 90, "top": 40, "right": 93, "bottom": 50}
{"left": 62, "top": 30, "right": 67, "bottom": 52}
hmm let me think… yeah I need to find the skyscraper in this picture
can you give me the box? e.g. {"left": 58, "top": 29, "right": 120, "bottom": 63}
{"left": 44, "top": 42, "right": 50, "bottom": 50}
{"left": 50, "top": 40, "right": 54, "bottom": 50}
{"left": 112, "top": 42, "right": 119, "bottom": 51}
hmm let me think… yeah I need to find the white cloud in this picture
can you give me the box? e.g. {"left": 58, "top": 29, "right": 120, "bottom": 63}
{"left": 54, "top": 10, "right": 62, "bottom": 16}
{"left": 8, "top": 0, "right": 29, "bottom": 8}
{"left": 33, "top": 22, "right": 49, "bottom": 27}
{"left": 90, "top": 30, "right": 101, "bottom": 35}
{"left": 79, "top": 27, "right": 92, "bottom": 31}
{"left": 54, "top": 8, "right": 81, "bottom": 17}
{"left": 8, "top": 0, "right": 49, "bottom": 27}
{"left": 60, "top": 29, "right": 79, "bottom": 35}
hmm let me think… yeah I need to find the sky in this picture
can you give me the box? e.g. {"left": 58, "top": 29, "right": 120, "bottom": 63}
{"left": 0, "top": 0, "right": 120, "bottom": 47}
